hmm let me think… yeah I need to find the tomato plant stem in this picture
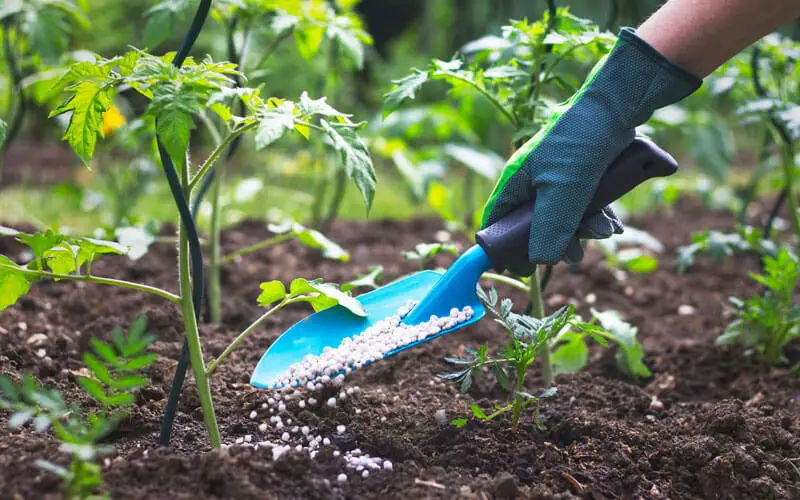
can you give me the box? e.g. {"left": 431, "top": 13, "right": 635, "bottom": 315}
{"left": 208, "top": 163, "right": 224, "bottom": 324}
{"left": 206, "top": 298, "right": 292, "bottom": 376}
{"left": 481, "top": 272, "right": 528, "bottom": 292}
{"left": 511, "top": 365, "right": 526, "bottom": 433}
{"left": 220, "top": 233, "right": 294, "bottom": 265}
{"left": 188, "top": 122, "right": 258, "bottom": 191}
{"left": 0, "top": 264, "right": 181, "bottom": 303}
{"left": 178, "top": 164, "right": 220, "bottom": 448}
{"left": 772, "top": 125, "right": 800, "bottom": 237}
{"left": 529, "top": 266, "right": 553, "bottom": 385}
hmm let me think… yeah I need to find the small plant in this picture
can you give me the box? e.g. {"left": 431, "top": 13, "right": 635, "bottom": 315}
{"left": 718, "top": 249, "right": 800, "bottom": 369}
{"left": 0, "top": 316, "right": 157, "bottom": 499}
{"left": 442, "top": 288, "right": 596, "bottom": 432}
{"left": 592, "top": 226, "right": 664, "bottom": 275}
{"left": 676, "top": 226, "right": 779, "bottom": 273}
{"left": 402, "top": 242, "right": 459, "bottom": 270}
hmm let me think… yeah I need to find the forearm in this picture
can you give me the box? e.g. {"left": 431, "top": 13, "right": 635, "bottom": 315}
{"left": 636, "top": 0, "right": 800, "bottom": 77}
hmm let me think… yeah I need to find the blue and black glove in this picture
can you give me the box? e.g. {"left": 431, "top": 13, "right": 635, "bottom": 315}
{"left": 482, "top": 28, "right": 702, "bottom": 271}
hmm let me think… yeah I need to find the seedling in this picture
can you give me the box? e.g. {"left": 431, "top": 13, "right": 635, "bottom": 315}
{"left": 718, "top": 249, "right": 800, "bottom": 368}
{"left": 442, "top": 288, "right": 576, "bottom": 432}
{"left": 0, "top": 316, "right": 156, "bottom": 499}
{"left": 403, "top": 242, "right": 459, "bottom": 270}
{"left": 384, "top": 7, "right": 617, "bottom": 384}
{"left": 676, "top": 226, "right": 778, "bottom": 274}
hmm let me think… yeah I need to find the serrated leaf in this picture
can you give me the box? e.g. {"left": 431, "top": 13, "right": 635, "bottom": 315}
{"left": 0, "top": 256, "right": 32, "bottom": 312}
{"left": 77, "top": 237, "right": 127, "bottom": 263}
{"left": 257, "top": 280, "right": 287, "bottom": 306}
{"left": 103, "top": 392, "right": 135, "bottom": 407}
{"left": 0, "top": 119, "right": 6, "bottom": 146}
{"left": 17, "top": 230, "right": 66, "bottom": 258}
{"left": 0, "top": 375, "right": 19, "bottom": 402}
{"left": 255, "top": 109, "right": 294, "bottom": 150}
{"left": 320, "top": 120, "right": 375, "bottom": 212}
{"left": 297, "top": 91, "right": 349, "bottom": 118}
{"left": 491, "top": 363, "right": 511, "bottom": 391}
{"left": 383, "top": 70, "right": 430, "bottom": 119}
{"left": 51, "top": 76, "right": 114, "bottom": 166}
{"left": 539, "top": 387, "right": 557, "bottom": 398}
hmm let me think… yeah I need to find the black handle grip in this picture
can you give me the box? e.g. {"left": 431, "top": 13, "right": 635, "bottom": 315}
{"left": 475, "top": 137, "right": 678, "bottom": 273}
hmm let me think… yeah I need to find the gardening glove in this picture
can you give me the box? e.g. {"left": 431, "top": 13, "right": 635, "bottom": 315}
{"left": 482, "top": 28, "right": 702, "bottom": 274}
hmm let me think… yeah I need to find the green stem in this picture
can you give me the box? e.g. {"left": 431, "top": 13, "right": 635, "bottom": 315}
{"left": 220, "top": 233, "right": 294, "bottom": 265}
{"left": 188, "top": 122, "right": 258, "bottom": 191}
{"left": 481, "top": 272, "right": 528, "bottom": 292}
{"left": 208, "top": 166, "right": 224, "bottom": 323}
{"left": 178, "top": 162, "right": 220, "bottom": 448}
{"left": 511, "top": 365, "right": 526, "bottom": 432}
{"left": 772, "top": 125, "right": 800, "bottom": 237}
{"left": 529, "top": 266, "right": 553, "bottom": 385}
{"left": 206, "top": 298, "right": 292, "bottom": 376}
{"left": 0, "top": 263, "right": 180, "bottom": 303}
{"left": 435, "top": 71, "right": 518, "bottom": 127}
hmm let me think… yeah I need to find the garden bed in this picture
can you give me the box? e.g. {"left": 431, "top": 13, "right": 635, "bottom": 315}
{"left": 1, "top": 199, "right": 798, "bottom": 499}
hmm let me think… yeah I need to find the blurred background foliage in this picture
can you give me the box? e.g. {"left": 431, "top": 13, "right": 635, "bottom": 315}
{"left": 0, "top": 0, "right": 798, "bottom": 237}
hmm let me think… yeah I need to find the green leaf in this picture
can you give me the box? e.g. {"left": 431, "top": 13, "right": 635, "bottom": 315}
{"left": 618, "top": 250, "right": 659, "bottom": 274}
{"left": 43, "top": 243, "right": 79, "bottom": 275}
{"left": 294, "top": 24, "right": 325, "bottom": 61}
{"left": 103, "top": 392, "right": 135, "bottom": 407}
{"left": 17, "top": 230, "right": 66, "bottom": 258}
{"left": 50, "top": 73, "right": 114, "bottom": 166}
{"left": 0, "top": 375, "right": 19, "bottom": 402}
{"left": 257, "top": 280, "right": 287, "bottom": 306}
{"left": 0, "top": 256, "right": 32, "bottom": 312}
{"left": 383, "top": 70, "right": 430, "bottom": 119}
{"left": 155, "top": 104, "right": 194, "bottom": 169}
{"left": 290, "top": 278, "right": 366, "bottom": 317}
{"left": 297, "top": 92, "right": 349, "bottom": 118}
{"left": 76, "top": 237, "right": 127, "bottom": 265}
{"left": 255, "top": 108, "right": 294, "bottom": 150}
{"left": 82, "top": 353, "right": 112, "bottom": 384}
{"left": 592, "top": 309, "right": 637, "bottom": 350}
{"left": 452, "top": 418, "right": 468, "bottom": 428}
{"left": 293, "top": 226, "right": 349, "bottom": 262}
{"left": 109, "top": 375, "right": 149, "bottom": 390}
{"left": 551, "top": 334, "right": 589, "bottom": 374}
{"left": 90, "top": 338, "right": 118, "bottom": 366}
{"left": 0, "top": 119, "right": 6, "bottom": 146}
{"left": 320, "top": 120, "right": 376, "bottom": 212}
{"left": 469, "top": 403, "right": 487, "bottom": 420}
{"left": 35, "top": 460, "right": 69, "bottom": 478}
{"left": 442, "top": 143, "right": 504, "bottom": 180}
{"left": 122, "top": 353, "right": 159, "bottom": 372}
{"left": 342, "top": 266, "right": 383, "bottom": 291}
{"left": 77, "top": 376, "right": 107, "bottom": 403}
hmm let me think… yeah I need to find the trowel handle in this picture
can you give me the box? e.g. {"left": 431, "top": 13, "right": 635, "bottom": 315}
{"left": 475, "top": 137, "right": 678, "bottom": 273}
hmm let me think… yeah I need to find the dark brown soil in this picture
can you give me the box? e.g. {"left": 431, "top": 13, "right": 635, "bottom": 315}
{"left": 1, "top": 142, "right": 77, "bottom": 186}
{"left": 1, "top": 199, "right": 799, "bottom": 500}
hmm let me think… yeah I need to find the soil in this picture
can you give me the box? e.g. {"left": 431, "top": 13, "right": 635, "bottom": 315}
{"left": 1, "top": 142, "right": 77, "bottom": 187}
{"left": 1, "top": 198, "right": 798, "bottom": 500}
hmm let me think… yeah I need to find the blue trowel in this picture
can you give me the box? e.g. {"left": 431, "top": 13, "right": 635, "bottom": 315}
{"left": 251, "top": 138, "right": 678, "bottom": 389}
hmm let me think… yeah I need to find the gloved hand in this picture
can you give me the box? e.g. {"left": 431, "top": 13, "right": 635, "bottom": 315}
{"left": 482, "top": 28, "right": 701, "bottom": 274}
